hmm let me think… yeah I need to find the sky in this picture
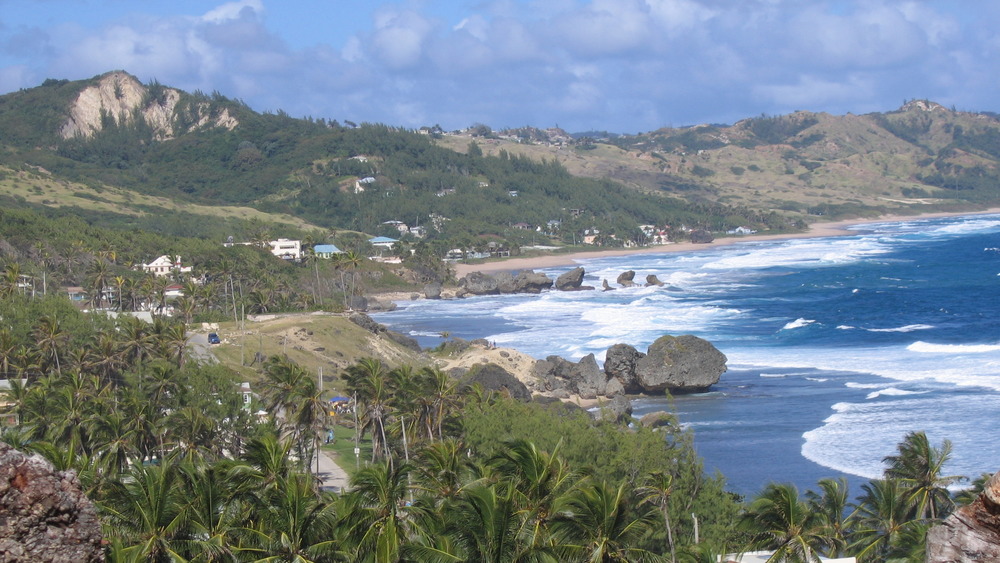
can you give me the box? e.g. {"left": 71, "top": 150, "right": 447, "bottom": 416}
{"left": 1, "top": 0, "right": 998, "bottom": 134}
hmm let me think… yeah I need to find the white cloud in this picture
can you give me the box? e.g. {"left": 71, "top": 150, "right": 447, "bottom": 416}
{"left": 201, "top": 0, "right": 264, "bottom": 24}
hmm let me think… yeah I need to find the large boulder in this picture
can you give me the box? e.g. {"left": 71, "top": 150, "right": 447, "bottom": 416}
{"left": 617, "top": 270, "right": 637, "bottom": 287}
{"left": 604, "top": 343, "right": 646, "bottom": 394}
{"left": 423, "top": 283, "right": 442, "bottom": 299}
{"left": 0, "top": 443, "right": 104, "bottom": 562}
{"left": 926, "top": 470, "right": 1000, "bottom": 561}
{"left": 635, "top": 335, "right": 727, "bottom": 393}
{"left": 462, "top": 363, "right": 531, "bottom": 401}
{"left": 460, "top": 271, "right": 500, "bottom": 295}
{"left": 531, "top": 354, "right": 609, "bottom": 399}
{"left": 595, "top": 394, "right": 633, "bottom": 423}
{"left": 511, "top": 270, "right": 554, "bottom": 293}
{"left": 555, "top": 267, "right": 591, "bottom": 291}
{"left": 645, "top": 274, "right": 665, "bottom": 287}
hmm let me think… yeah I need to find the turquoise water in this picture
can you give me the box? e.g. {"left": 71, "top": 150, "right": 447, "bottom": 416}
{"left": 374, "top": 214, "right": 1000, "bottom": 497}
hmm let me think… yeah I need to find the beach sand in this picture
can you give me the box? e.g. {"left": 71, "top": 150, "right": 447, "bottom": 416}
{"left": 452, "top": 209, "right": 1000, "bottom": 277}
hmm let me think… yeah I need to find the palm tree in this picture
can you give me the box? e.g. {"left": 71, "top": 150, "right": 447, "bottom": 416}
{"left": 342, "top": 460, "right": 418, "bottom": 561}
{"left": 550, "top": 479, "right": 657, "bottom": 562}
{"left": 638, "top": 470, "right": 679, "bottom": 563}
{"left": 99, "top": 460, "right": 191, "bottom": 561}
{"left": 849, "top": 479, "right": 923, "bottom": 562}
{"left": 33, "top": 314, "right": 67, "bottom": 376}
{"left": 738, "top": 482, "right": 832, "bottom": 562}
{"left": 804, "top": 477, "right": 852, "bottom": 558}
{"left": 0, "top": 328, "right": 16, "bottom": 379}
{"left": 444, "top": 482, "right": 536, "bottom": 562}
{"left": 244, "top": 471, "right": 345, "bottom": 562}
{"left": 882, "top": 430, "right": 963, "bottom": 520}
{"left": 343, "top": 358, "right": 394, "bottom": 464}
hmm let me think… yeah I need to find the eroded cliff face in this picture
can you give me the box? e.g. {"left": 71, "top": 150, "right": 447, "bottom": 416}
{"left": 59, "top": 71, "right": 238, "bottom": 140}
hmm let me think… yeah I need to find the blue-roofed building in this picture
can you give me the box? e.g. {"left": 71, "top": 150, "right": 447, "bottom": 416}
{"left": 313, "top": 244, "right": 343, "bottom": 259}
{"left": 368, "top": 236, "right": 398, "bottom": 250}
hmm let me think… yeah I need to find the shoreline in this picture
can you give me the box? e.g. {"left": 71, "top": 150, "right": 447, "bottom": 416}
{"left": 452, "top": 208, "right": 1000, "bottom": 277}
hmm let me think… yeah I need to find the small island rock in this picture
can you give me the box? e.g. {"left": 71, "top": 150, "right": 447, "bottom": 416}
{"left": 635, "top": 335, "right": 727, "bottom": 393}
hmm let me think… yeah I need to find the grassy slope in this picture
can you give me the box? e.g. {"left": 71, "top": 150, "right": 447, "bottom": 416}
{"left": 0, "top": 163, "right": 322, "bottom": 231}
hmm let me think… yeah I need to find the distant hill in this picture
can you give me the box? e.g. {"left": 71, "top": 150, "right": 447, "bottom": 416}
{"left": 1, "top": 71, "right": 999, "bottom": 256}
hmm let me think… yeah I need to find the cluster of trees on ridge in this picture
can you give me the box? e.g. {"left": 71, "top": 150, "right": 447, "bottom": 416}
{"left": 0, "top": 287, "right": 991, "bottom": 561}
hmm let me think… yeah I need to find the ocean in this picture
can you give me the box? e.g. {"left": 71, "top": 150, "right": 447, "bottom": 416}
{"left": 372, "top": 214, "right": 1000, "bottom": 498}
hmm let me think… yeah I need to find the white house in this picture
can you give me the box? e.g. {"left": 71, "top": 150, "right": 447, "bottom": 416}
{"left": 142, "top": 255, "right": 193, "bottom": 277}
{"left": 269, "top": 239, "right": 302, "bottom": 261}
{"left": 368, "top": 236, "right": 398, "bottom": 250}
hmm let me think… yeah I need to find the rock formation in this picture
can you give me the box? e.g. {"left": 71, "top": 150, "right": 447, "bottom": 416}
{"left": 458, "top": 270, "right": 553, "bottom": 296}
{"left": 460, "top": 363, "right": 531, "bottom": 401}
{"left": 423, "top": 282, "right": 442, "bottom": 299}
{"left": 595, "top": 394, "right": 633, "bottom": 423}
{"left": 555, "top": 267, "right": 593, "bottom": 291}
{"left": 601, "top": 279, "right": 615, "bottom": 291}
{"left": 531, "top": 354, "right": 609, "bottom": 399}
{"left": 645, "top": 274, "right": 665, "bottom": 287}
{"left": 635, "top": 335, "right": 727, "bottom": 392}
{"left": 926, "top": 470, "right": 1000, "bottom": 562}
{"left": 604, "top": 343, "right": 646, "bottom": 393}
{"left": 617, "top": 270, "right": 637, "bottom": 287}
{"left": 0, "top": 442, "right": 104, "bottom": 562}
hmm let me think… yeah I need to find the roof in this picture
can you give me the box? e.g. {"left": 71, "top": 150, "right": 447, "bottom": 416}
{"left": 368, "top": 236, "right": 398, "bottom": 244}
{"left": 313, "top": 244, "right": 342, "bottom": 253}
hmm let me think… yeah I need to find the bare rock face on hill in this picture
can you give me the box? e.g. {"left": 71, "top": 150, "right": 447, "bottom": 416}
{"left": 926, "top": 470, "right": 1000, "bottom": 562}
{"left": 636, "top": 335, "right": 727, "bottom": 392}
{"left": 0, "top": 442, "right": 104, "bottom": 562}
{"left": 531, "top": 354, "right": 610, "bottom": 399}
{"left": 459, "top": 363, "right": 531, "bottom": 401}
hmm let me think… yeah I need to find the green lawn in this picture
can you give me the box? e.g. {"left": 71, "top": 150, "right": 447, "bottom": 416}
{"left": 322, "top": 422, "right": 372, "bottom": 476}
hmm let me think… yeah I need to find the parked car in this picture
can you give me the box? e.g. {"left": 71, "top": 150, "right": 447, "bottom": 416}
{"left": 208, "top": 332, "right": 220, "bottom": 344}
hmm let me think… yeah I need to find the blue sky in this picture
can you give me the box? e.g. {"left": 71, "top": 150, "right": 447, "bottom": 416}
{"left": 1, "top": 0, "right": 998, "bottom": 133}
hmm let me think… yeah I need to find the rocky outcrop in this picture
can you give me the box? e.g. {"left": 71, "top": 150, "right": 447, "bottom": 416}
{"left": 457, "top": 270, "right": 554, "bottom": 296}
{"left": 639, "top": 411, "right": 677, "bottom": 429}
{"left": 690, "top": 229, "right": 714, "bottom": 243}
{"left": 423, "top": 283, "right": 442, "bottom": 299}
{"left": 926, "top": 470, "right": 1000, "bottom": 562}
{"left": 604, "top": 343, "right": 645, "bottom": 393}
{"left": 0, "top": 442, "right": 104, "bottom": 562}
{"left": 348, "top": 313, "right": 420, "bottom": 351}
{"left": 461, "top": 363, "right": 531, "bottom": 401}
{"left": 636, "top": 335, "right": 727, "bottom": 392}
{"left": 596, "top": 394, "right": 633, "bottom": 423}
{"left": 60, "top": 71, "right": 237, "bottom": 141}
{"left": 532, "top": 336, "right": 727, "bottom": 398}
{"left": 617, "top": 271, "right": 637, "bottom": 287}
{"left": 645, "top": 274, "right": 665, "bottom": 287}
{"left": 555, "top": 267, "right": 593, "bottom": 291}
{"left": 602, "top": 279, "right": 615, "bottom": 291}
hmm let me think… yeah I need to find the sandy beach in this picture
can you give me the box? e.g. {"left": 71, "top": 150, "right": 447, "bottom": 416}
{"left": 452, "top": 209, "right": 1000, "bottom": 277}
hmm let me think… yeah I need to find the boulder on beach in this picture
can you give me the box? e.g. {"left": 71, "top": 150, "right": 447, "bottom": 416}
{"left": 635, "top": 335, "right": 727, "bottom": 393}
{"left": 595, "top": 394, "right": 633, "bottom": 424}
{"left": 531, "top": 353, "right": 607, "bottom": 399}
{"left": 461, "top": 363, "right": 531, "bottom": 401}
{"left": 460, "top": 271, "right": 501, "bottom": 295}
{"left": 645, "top": 274, "right": 665, "bottom": 287}
{"left": 617, "top": 270, "right": 637, "bottom": 287}
{"left": 423, "top": 282, "right": 442, "bottom": 299}
{"left": 555, "top": 267, "right": 593, "bottom": 291}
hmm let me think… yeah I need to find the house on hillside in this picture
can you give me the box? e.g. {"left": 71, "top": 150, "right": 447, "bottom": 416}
{"left": 368, "top": 236, "right": 398, "bottom": 250}
{"left": 382, "top": 220, "right": 409, "bottom": 235}
{"left": 268, "top": 239, "right": 302, "bottom": 261}
{"left": 142, "top": 255, "right": 193, "bottom": 277}
{"left": 313, "top": 244, "right": 343, "bottom": 259}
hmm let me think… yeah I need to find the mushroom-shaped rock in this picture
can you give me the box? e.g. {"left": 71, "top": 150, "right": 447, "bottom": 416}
{"left": 0, "top": 443, "right": 105, "bottom": 562}
{"left": 645, "top": 274, "right": 665, "bottom": 287}
{"left": 617, "top": 270, "right": 637, "bottom": 287}
{"left": 555, "top": 267, "right": 590, "bottom": 291}
{"left": 635, "top": 335, "right": 727, "bottom": 393}
{"left": 639, "top": 410, "right": 677, "bottom": 429}
{"left": 602, "top": 279, "right": 615, "bottom": 291}
{"left": 604, "top": 343, "right": 646, "bottom": 394}
{"left": 423, "top": 282, "right": 442, "bottom": 299}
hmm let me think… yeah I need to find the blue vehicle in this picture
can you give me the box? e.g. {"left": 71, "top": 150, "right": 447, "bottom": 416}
{"left": 208, "top": 332, "right": 220, "bottom": 344}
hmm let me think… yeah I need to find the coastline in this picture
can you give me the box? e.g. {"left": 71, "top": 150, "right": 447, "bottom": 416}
{"left": 452, "top": 208, "right": 1000, "bottom": 277}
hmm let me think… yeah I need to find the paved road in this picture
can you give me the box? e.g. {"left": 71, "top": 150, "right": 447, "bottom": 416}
{"left": 315, "top": 450, "right": 351, "bottom": 493}
{"left": 187, "top": 332, "right": 219, "bottom": 364}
